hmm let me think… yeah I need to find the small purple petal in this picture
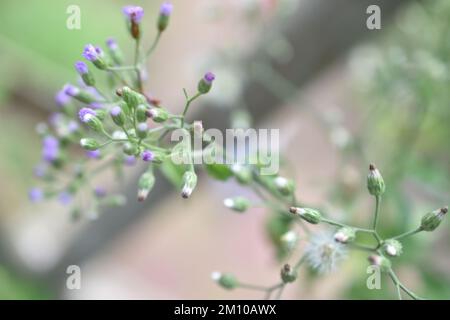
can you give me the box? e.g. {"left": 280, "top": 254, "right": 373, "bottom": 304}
{"left": 55, "top": 90, "right": 71, "bottom": 107}
{"left": 94, "top": 187, "right": 107, "bottom": 198}
{"left": 42, "top": 136, "right": 59, "bottom": 162}
{"left": 75, "top": 61, "right": 88, "bottom": 74}
{"left": 78, "top": 108, "right": 96, "bottom": 123}
{"left": 89, "top": 102, "right": 104, "bottom": 109}
{"left": 110, "top": 106, "right": 122, "bottom": 117}
{"left": 106, "top": 38, "right": 118, "bottom": 50}
{"left": 86, "top": 150, "right": 101, "bottom": 159}
{"left": 29, "top": 188, "right": 44, "bottom": 203}
{"left": 83, "top": 44, "right": 100, "bottom": 61}
{"left": 124, "top": 155, "right": 136, "bottom": 166}
{"left": 123, "top": 6, "right": 144, "bottom": 23}
{"left": 204, "top": 72, "right": 215, "bottom": 84}
{"left": 160, "top": 2, "right": 173, "bottom": 16}
{"left": 137, "top": 122, "right": 148, "bottom": 132}
{"left": 63, "top": 84, "right": 80, "bottom": 97}
{"left": 58, "top": 191, "right": 72, "bottom": 205}
{"left": 141, "top": 150, "right": 154, "bottom": 162}
{"left": 67, "top": 120, "right": 79, "bottom": 133}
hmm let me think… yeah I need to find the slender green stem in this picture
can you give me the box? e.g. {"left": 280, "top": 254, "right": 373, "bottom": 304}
{"left": 107, "top": 66, "right": 136, "bottom": 71}
{"left": 388, "top": 269, "right": 423, "bottom": 300}
{"left": 321, "top": 218, "right": 347, "bottom": 228}
{"left": 274, "top": 285, "right": 286, "bottom": 300}
{"left": 392, "top": 227, "right": 423, "bottom": 240}
{"left": 181, "top": 92, "right": 202, "bottom": 127}
{"left": 237, "top": 283, "right": 270, "bottom": 292}
{"left": 372, "top": 196, "right": 381, "bottom": 230}
{"left": 134, "top": 38, "right": 142, "bottom": 92}
{"left": 145, "top": 32, "right": 162, "bottom": 59}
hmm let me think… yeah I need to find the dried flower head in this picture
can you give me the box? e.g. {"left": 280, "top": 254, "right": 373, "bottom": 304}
{"left": 305, "top": 232, "right": 347, "bottom": 274}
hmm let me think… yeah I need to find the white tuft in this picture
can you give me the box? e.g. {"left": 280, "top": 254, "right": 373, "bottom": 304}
{"left": 305, "top": 232, "right": 347, "bottom": 274}
{"left": 223, "top": 198, "right": 234, "bottom": 208}
{"left": 211, "top": 271, "right": 222, "bottom": 281}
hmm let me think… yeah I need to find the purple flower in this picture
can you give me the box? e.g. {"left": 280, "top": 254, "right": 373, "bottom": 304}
{"left": 124, "top": 155, "right": 136, "bottom": 166}
{"left": 63, "top": 84, "right": 80, "bottom": 97}
{"left": 86, "top": 149, "right": 101, "bottom": 159}
{"left": 204, "top": 72, "right": 215, "bottom": 84}
{"left": 110, "top": 106, "right": 122, "bottom": 117}
{"left": 55, "top": 90, "right": 71, "bottom": 107}
{"left": 33, "top": 163, "right": 48, "bottom": 178}
{"left": 89, "top": 102, "right": 104, "bottom": 109}
{"left": 160, "top": 2, "right": 173, "bottom": 16}
{"left": 137, "top": 122, "right": 148, "bottom": 132}
{"left": 94, "top": 187, "right": 107, "bottom": 198}
{"left": 78, "top": 107, "right": 96, "bottom": 123}
{"left": 83, "top": 44, "right": 102, "bottom": 61}
{"left": 75, "top": 61, "right": 89, "bottom": 75}
{"left": 42, "top": 136, "right": 59, "bottom": 162}
{"left": 141, "top": 150, "right": 154, "bottom": 162}
{"left": 29, "top": 187, "right": 44, "bottom": 203}
{"left": 58, "top": 191, "right": 72, "bottom": 205}
{"left": 67, "top": 120, "right": 79, "bottom": 133}
{"left": 106, "top": 38, "right": 118, "bottom": 50}
{"left": 123, "top": 6, "right": 144, "bottom": 23}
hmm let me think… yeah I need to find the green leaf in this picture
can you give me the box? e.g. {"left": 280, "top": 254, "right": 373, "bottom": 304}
{"left": 204, "top": 163, "right": 233, "bottom": 181}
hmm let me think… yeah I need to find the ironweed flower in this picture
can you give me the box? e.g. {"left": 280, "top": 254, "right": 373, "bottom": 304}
{"left": 198, "top": 72, "right": 215, "bottom": 94}
{"left": 86, "top": 150, "right": 101, "bottom": 159}
{"left": 28, "top": 187, "right": 44, "bottom": 203}
{"left": 55, "top": 90, "right": 71, "bottom": 108}
{"left": 421, "top": 207, "right": 448, "bottom": 231}
{"left": 305, "top": 232, "right": 347, "bottom": 274}
{"left": 141, "top": 149, "right": 154, "bottom": 162}
{"left": 367, "top": 164, "right": 385, "bottom": 197}
{"left": 83, "top": 44, "right": 107, "bottom": 69}
{"left": 42, "top": 136, "right": 60, "bottom": 163}
{"left": 158, "top": 2, "right": 173, "bottom": 32}
{"left": 78, "top": 108, "right": 97, "bottom": 123}
{"left": 122, "top": 6, "right": 144, "bottom": 23}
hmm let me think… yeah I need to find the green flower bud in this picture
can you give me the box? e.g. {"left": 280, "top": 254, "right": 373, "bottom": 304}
{"left": 198, "top": 72, "right": 215, "bottom": 94}
{"left": 80, "top": 138, "right": 100, "bottom": 151}
{"left": 421, "top": 207, "right": 448, "bottom": 232}
{"left": 334, "top": 227, "right": 356, "bottom": 244}
{"left": 223, "top": 197, "right": 251, "bottom": 213}
{"left": 368, "top": 255, "right": 391, "bottom": 273}
{"left": 137, "top": 171, "right": 155, "bottom": 202}
{"left": 273, "top": 176, "right": 295, "bottom": 196}
{"left": 110, "top": 106, "right": 126, "bottom": 127}
{"left": 81, "top": 72, "right": 95, "bottom": 87}
{"left": 123, "top": 142, "right": 138, "bottom": 156}
{"left": 367, "top": 164, "right": 385, "bottom": 197}
{"left": 280, "top": 231, "right": 298, "bottom": 252}
{"left": 181, "top": 171, "right": 197, "bottom": 199}
{"left": 136, "top": 122, "right": 148, "bottom": 139}
{"left": 211, "top": 272, "right": 238, "bottom": 290}
{"left": 280, "top": 264, "right": 297, "bottom": 283}
{"left": 136, "top": 104, "right": 149, "bottom": 122}
{"left": 383, "top": 239, "right": 403, "bottom": 257}
{"left": 85, "top": 115, "right": 104, "bottom": 133}
{"left": 147, "top": 107, "right": 169, "bottom": 123}
{"left": 231, "top": 164, "right": 252, "bottom": 185}
{"left": 289, "top": 207, "right": 322, "bottom": 224}
{"left": 122, "top": 86, "right": 146, "bottom": 109}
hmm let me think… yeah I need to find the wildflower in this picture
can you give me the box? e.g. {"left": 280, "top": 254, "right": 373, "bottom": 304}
{"left": 82, "top": 44, "right": 107, "bottom": 69}
{"left": 58, "top": 191, "right": 72, "bottom": 205}
{"left": 383, "top": 239, "right": 403, "bottom": 257}
{"left": 181, "top": 171, "right": 197, "bottom": 199}
{"left": 198, "top": 72, "right": 215, "bottom": 94}
{"left": 55, "top": 90, "right": 71, "bottom": 108}
{"left": 141, "top": 149, "right": 154, "bottom": 162}
{"left": 290, "top": 207, "right": 322, "bottom": 224}
{"left": 367, "top": 164, "right": 385, "bottom": 197}
{"left": 80, "top": 138, "right": 100, "bottom": 151}
{"left": 305, "top": 232, "right": 347, "bottom": 274}
{"left": 28, "top": 187, "right": 44, "bottom": 203}
{"left": 67, "top": 121, "right": 79, "bottom": 133}
{"left": 63, "top": 84, "right": 80, "bottom": 97}
{"left": 42, "top": 136, "right": 60, "bottom": 163}
{"left": 122, "top": 86, "right": 146, "bottom": 109}
{"left": 368, "top": 255, "right": 391, "bottom": 273}
{"left": 75, "top": 61, "right": 95, "bottom": 86}
{"left": 86, "top": 150, "right": 101, "bottom": 159}
{"left": 280, "top": 264, "right": 297, "bottom": 283}
{"left": 273, "top": 176, "right": 295, "bottom": 196}
{"left": 223, "top": 196, "right": 250, "bottom": 213}
{"left": 78, "top": 108, "right": 97, "bottom": 123}
{"left": 110, "top": 106, "right": 125, "bottom": 126}
{"left": 334, "top": 227, "right": 356, "bottom": 244}
{"left": 420, "top": 207, "right": 448, "bottom": 232}
{"left": 136, "top": 104, "right": 148, "bottom": 122}
{"left": 137, "top": 122, "right": 148, "bottom": 139}
{"left": 64, "top": 83, "right": 95, "bottom": 103}
{"left": 106, "top": 38, "right": 123, "bottom": 65}
{"left": 158, "top": 2, "right": 173, "bottom": 32}
{"left": 147, "top": 107, "right": 169, "bottom": 123}
{"left": 123, "top": 6, "right": 144, "bottom": 39}
{"left": 137, "top": 171, "right": 155, "bottom": 201}
{"left": 211, "top": 272, "right": 238, "bottom": 290}
{"left": 124, "top": 155, "right": 137, "bottom": 166}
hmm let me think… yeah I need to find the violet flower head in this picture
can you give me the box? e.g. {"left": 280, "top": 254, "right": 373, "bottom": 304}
{"left": 123, "top": 6, "right": 144, "bottom": 23}
{"left": 78, "top": 107, "right": 96, "bottom": 123}
{"left": 137, "top": 122, "right": 148, "bottom": 132}
{"left": 67, "top": 120, "right": 79, "bottom": 133}
{"left": 141, "top": 150, "right": 154, "bottom": 162}
{"left": 204, "top": 72, "right": 216, "bottom": 85}
{"left": 75, "top": 61, "right": 89, "bottom": 75}
{"left": 58, "top": 191, "right": 72, "bottom": 205}
{"left": 42, "top": 136, "right": 60, "bottom": 162}
{"left": 160, "top": 2, "right": 173, "bottom": 16}
{"left": 55, "top": 90, "right": 71, "bottom": 107}
{"left": 86, "top": 149, "right": 101, "bottom": 159}
{"left": 124, "top": 155, "right": 136, "bottom": 166}
{"left": 89, "top": 102, "right": 104, "bottom": 109}
{"left": 83, "top": 44, "right": 102, "bottom": 61}
{"left": 63, "top": 84, "right": 80, "bottom": 97}
{"left": 106, "top": 38, "right": 118, "bottom": 50}
{"left": 29, "top": 187, "right": 44, "bottom": 203}
{"left": 110, "top": 106, "right": 122, "bottom": 117}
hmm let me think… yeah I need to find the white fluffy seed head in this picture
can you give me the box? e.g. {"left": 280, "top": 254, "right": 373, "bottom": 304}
{"left": 386, "top": 244, "right": 397, "bottom": 256}
{"left": 334, "top": 232, "right": 348, "bottom": 243}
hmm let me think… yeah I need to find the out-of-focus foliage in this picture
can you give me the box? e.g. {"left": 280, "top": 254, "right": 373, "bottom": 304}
{"left": 0, "top": 266, "right": 51, "bottom": 299}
